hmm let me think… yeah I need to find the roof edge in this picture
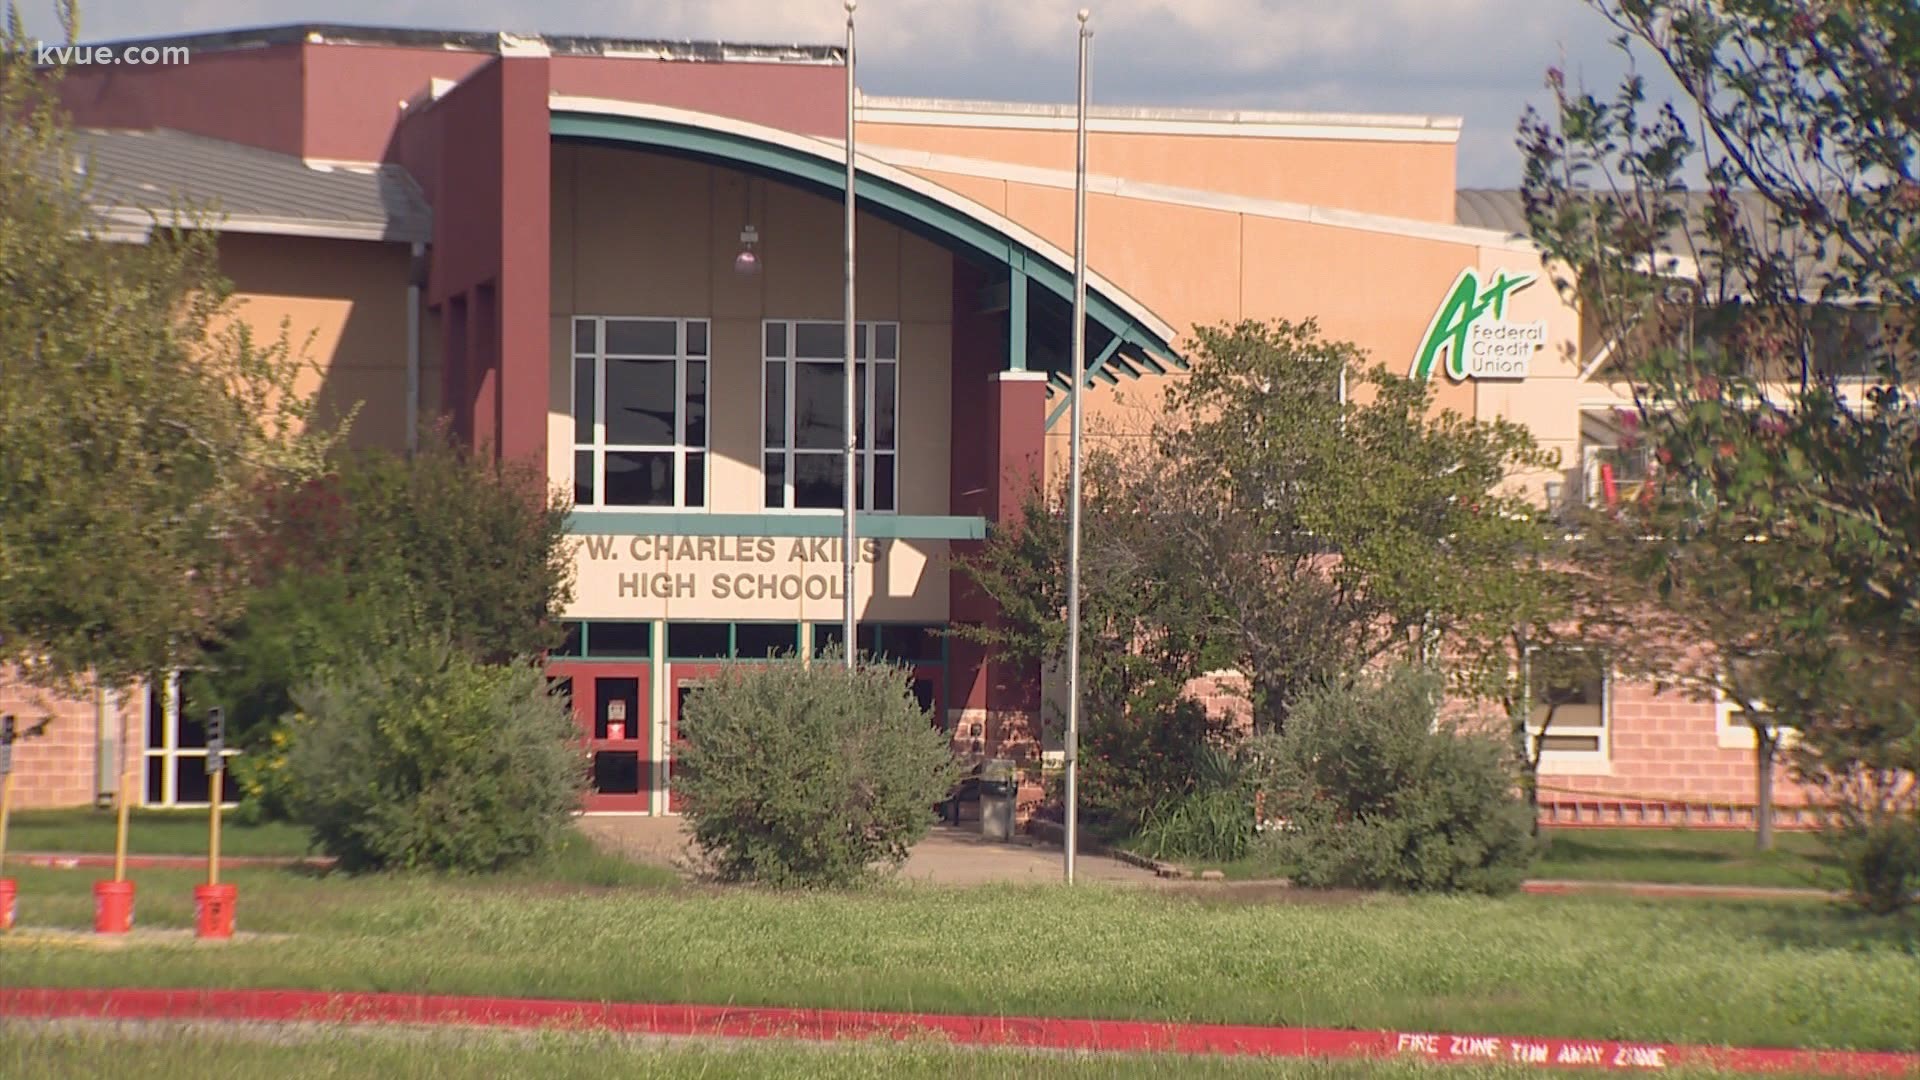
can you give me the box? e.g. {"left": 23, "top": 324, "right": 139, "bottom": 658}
{"left": 60, "top": 23, "right": 843, "bottom": 65}
{"left": 857, "top": 94, "right": 1462, "bottom": 143}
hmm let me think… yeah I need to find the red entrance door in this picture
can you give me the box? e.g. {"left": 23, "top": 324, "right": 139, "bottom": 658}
{"left": 549, "top": 662, "right": 652, "bottom": 814}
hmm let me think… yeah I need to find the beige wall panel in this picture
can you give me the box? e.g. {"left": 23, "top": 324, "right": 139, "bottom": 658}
{"left": 709, "top": 172, "right": 764, "bottom": 319}
{"left": 706, "top": 316, "right": 763, "bottom": 515}
{"left": 899, "top": 231, "right": 952, "bottom": 323}
{"left": 550, "top": 148, "right": 955, "bottom": 625}
{"left": 548, "top": 316, "right": 573, "bottom": 496}
{"left": 218, "top": 234, "right": 410, "bottom": 451}
{"left": 761, "top": 181, "right": 844, "bottom": 318}
{"left": 855, "top": 220, "right": 902, "bottom": 319}
{"left": 550, "top": 142, "right": 577, "bottom": 311}
{"left": 897, "top": 319, "right": 952, "bottom": 516}
{"left": 861, "top": 123, "right": 1457, "bottom": 221}
{"left": 571, "top": 147, "right": 713, "bottom": 315}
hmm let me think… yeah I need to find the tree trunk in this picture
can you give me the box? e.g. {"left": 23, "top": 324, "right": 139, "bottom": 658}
{"left": 1754, "top": 731, "right": 1775, "bottom": 852}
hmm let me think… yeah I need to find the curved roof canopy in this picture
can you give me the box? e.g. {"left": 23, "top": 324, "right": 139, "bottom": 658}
{"left": 549, "top": 96, "right": 1184, "bottom": 388}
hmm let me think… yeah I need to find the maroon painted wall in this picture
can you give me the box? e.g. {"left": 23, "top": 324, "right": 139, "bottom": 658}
{"left": 946, "top": 260, "right": 1046, "bottom": 730}
{"left": 407, "top": 54, "right": 550, "bottom": 467}
{"left": 57, "top": 44, "right": 306, "bottom": 157}
{"left": 305, "top": 44, "right": 490, "bottom": 163}
{"left": 551, "top": 56, "right": 844, "bottom": 137}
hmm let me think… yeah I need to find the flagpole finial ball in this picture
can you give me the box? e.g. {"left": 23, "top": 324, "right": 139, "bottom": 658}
{"left": 1078, "top": 8, "right": 1091, "bottom": 22}
{"left": 846, "top": 0, "right": 856, "bottom": 12}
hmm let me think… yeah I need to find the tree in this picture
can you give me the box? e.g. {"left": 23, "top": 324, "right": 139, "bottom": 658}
{"left": 193, "top": 438, "right": 575, "bottom": 749}
{"left": 968, "top": 320, "right": 1559, "bottom": 749}
{"left": 0, "top": 8, "right": 338, "bottom": 690}
{"left": 1147, "top": 320, "right": 1558, "bottom": 733}
{"left": 1520, "top": 1, "right": 1919, "bottom": 899}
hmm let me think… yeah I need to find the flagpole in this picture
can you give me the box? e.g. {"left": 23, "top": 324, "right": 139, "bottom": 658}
{"left": 841, "top": 0, "right": 859, "bottom": 670}
{"left": 1065, "top": 7, "right": 1091, "bottom": 885}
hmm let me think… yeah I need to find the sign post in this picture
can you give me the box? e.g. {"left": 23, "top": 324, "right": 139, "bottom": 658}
{"left": 95, "top": 705, "right": 137, "bottom": 934}
{"left": 1, "top": 716, "right": 17, "bottom": 930}
{"left": 206, "top": 707, "right": 224, "bottom": 885}
{"left": 195, "top": 706, "right": 236, "bottom": 939}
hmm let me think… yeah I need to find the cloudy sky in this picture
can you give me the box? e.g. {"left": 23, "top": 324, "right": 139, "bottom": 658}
{"left": 27, "top": 0, "right": 1667, "bottom": 187}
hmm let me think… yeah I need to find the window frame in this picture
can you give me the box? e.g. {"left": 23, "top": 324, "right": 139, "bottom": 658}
{"left": 760, "top": 319, "right": 899, "bottom": 514}
{"left": 571, "top": 316, "right": 710, "bottom": 511}
{"left": 1522, "top": 645, "right": 1612, "bottom": 770}
{"left": 141, "top": 671, "right": 240, "bottom": 808}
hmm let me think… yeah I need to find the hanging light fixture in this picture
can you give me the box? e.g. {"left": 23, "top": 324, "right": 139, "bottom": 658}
{"left": 734, "top": 180, "right": 761, "bottom": 276}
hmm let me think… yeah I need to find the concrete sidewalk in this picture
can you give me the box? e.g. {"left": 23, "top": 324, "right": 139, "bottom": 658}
{"left": 574, "top": 817, "right": 1163, "bottom": 886}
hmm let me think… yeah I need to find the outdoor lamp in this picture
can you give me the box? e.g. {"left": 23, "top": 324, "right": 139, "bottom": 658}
{"left": 734, "top": 224, "right": 761, "bottom": 276}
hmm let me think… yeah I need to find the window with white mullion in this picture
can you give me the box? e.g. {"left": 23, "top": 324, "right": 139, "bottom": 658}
{"left": 141, "top": 672, "right": 239, "bottom": 808}
{"left": 762, "top": 320, "right": 897, "bottom": 512}
{"left": 572, "top": 316, "right": 707, "bottom": 509}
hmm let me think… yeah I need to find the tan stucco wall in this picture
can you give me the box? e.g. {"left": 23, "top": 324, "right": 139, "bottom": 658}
{"left": 859, "top": 122, "right": 1458, "bottom": 223}
{"left": 548, "top": 144, "right": 955, "bottom": 623}
{"left": 216, "top": 234, "right": 414, "bottom": 452}
{"left": 1463, "top": 246, "right": 1596, "bottom": 494}
{"left": 999, "top": 183, "right": 1554, "bottom": 471}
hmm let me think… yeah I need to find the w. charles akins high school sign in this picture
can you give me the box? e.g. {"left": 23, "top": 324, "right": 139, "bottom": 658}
{"left": 1410, "top": 269, "right": 1548, "bottom": 382}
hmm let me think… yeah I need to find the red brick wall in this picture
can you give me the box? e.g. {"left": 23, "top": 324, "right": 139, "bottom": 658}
{"left": 1545, "top": 678, "right": 1819, "bottom": 809}
{"left": 1, "top": 669, "right": 140, "bottom": 810}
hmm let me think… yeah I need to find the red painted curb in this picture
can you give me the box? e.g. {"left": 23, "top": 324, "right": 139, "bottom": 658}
{"left": 4, "top": 853, "right": 333, "bottom": 872}
{"left": 2, "top": 988, "right": 1914, "bottom": 1076}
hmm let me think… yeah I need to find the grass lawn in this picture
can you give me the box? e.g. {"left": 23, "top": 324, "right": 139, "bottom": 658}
{"left": 3, "top": 807, "right": 311, "bottom": 858}
{"left": 1533, "top": 828, "right": 1839, "bottom": 889}
{"left": 1156, "top": 828, "right": 1842, "bottom": 890}
{"left": 3, "top": 865, "right": 1915, "bottom": 1052}
{"left": 0, "top": 1024, "right": 1807, "bottom": 1079}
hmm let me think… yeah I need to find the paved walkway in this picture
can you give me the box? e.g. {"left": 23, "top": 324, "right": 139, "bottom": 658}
{"left": 574, "top": 817, "right": 1162, "bottom": 886}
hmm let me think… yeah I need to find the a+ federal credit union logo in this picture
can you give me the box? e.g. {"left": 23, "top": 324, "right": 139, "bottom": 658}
{"left": 1410, "top": 269, "right": 1548, "bottom": 382}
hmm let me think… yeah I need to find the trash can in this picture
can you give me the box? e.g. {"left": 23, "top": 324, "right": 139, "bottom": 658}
{"left": 978, "top": 758, "right": 1017, "bottom": 842}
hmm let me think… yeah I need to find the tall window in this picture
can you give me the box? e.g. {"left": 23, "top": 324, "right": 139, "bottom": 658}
{"left": 143, "top": 673, "right": 239, "bottom": 807}
{"left": 762, "top": 320, "right": 898, "bottom": 511}
{"left": 572, "top": 317, "right": 708, "bottom": 508}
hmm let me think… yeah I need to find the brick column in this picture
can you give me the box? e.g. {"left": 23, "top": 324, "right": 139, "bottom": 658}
{"left": 979, "top": 370, "right": 1049, "bottom": 757}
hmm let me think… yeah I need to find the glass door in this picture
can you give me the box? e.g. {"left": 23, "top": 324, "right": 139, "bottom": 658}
{"left": 550, "top": 663, "right": 651, "bottom": 813}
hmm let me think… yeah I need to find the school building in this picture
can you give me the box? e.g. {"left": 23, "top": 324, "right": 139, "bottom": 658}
{"left": 2, "top": 22, "right": 1811, "bottom": 824}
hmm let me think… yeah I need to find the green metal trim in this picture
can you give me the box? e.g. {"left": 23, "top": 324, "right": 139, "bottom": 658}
{"left": 1007, "top": 262, "right": 1028, "bottom": 372}
{"left": 549, "top": 111, "right": 1177, "bottom": 359}
{"left": 566, "top": 511, "right": 986, "bottom": 540}
{"left": 1045, "top": 336, "right": 1129, "bottom": 431}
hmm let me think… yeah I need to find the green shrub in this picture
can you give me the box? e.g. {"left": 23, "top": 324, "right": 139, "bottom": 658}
{"left": 1248, "top": 664, "right": 1536, "bottom": 894}
{"left": 1822, "top": 813, "right": 1920, "bottom": 916}
{"left": 1081, "top": 694, "right": 1238, "bottom": 832}
{"left": 283, "top": 642, "right": 585, "bottom": 872}
{"left": 192, "top": 440, "right": 573, "bottom": 820}
{"left": 1133, "top": 787, "right": 1254, "bottom": 864}
{"left": 677, "top": 654, "right": 961, "bottom": 887}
